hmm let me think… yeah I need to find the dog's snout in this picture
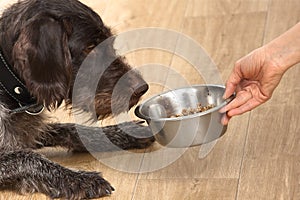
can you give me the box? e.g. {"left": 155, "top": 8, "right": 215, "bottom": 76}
{"left": 133, "top": 82, "right": 149, "bottom": 97}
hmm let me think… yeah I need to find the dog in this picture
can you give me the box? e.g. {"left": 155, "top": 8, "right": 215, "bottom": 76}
{"left": 0, "top": 0, "right": 154, "bottom": 199}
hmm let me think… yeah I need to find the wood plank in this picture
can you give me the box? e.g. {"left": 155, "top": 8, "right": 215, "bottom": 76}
{"left": 79, "top": 0, "right": 108, "bottom": 16}
{"left": 102, "top": 0, "right": 188, "bottom": 32}
{"left": 237, "top": 105, "right": 300, "bottom": 199}
{"left": 245, "top": 105, "right": 300, "bottom": 159}
{"left": 186, "top": 0, "right": 269, "bottom": 17}
{"left": 238, "top": 156, "right": 300, "bottom": 200}
{"left": 0, "top": 192, "right": 48, "bottom": 200}
{"left": 176, "top": 11, "right": 268, "bottom": 84}
{"left": 263, "top": 0, "right": 300, "bottom": 44}
{"left": 0, "top": 0, "right": 18, "bottom": 13}
{"left": 237, "top": 0, "right": 300, "bottom": 199}
{"left": 133, "top": 178, "right": 238, "bottom": 200}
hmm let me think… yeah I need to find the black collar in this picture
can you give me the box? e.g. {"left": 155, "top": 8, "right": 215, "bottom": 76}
{"left": 0, "top": 50, "right": 44, "bottom": 115}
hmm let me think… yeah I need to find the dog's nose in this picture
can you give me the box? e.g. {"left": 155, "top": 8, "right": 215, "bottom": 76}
{"left": 133, "top": 83, "right": 149, "bottom": 97}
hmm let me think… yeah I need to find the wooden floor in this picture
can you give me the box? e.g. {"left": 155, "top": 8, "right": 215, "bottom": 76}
{"left": 1, "top": 0, "right": 300, "bottom": 199}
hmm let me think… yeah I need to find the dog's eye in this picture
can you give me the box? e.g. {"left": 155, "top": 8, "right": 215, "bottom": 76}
{"left": 83, "top": 45, "right": 96, "bottom": 55}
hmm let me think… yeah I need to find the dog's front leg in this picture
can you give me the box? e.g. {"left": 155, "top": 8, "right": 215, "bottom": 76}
{"left": 42, "top": 121, "right": 155, "bottom": 152}
{"left": 0, "top": 150, "right": 114, "bottom": 199}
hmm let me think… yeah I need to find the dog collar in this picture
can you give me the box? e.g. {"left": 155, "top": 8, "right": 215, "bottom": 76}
{"left": 0, "top": 49, "right": 44, "bottom": 115}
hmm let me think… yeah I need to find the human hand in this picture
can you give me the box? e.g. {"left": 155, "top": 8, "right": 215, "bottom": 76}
{"left": 220, "top": 47, "right": 286, "bottom": 125}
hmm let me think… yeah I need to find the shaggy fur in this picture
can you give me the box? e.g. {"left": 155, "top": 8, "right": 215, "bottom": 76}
{"left": 0, "top": 0, "right": 154, "bottom": 199}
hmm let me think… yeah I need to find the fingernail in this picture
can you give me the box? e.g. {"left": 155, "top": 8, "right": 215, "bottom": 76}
{"left": 219, "top": 106, "right": 226, "bottom": 113}
{"left": 221, "top": 115, "right": 228, "bottom": 125}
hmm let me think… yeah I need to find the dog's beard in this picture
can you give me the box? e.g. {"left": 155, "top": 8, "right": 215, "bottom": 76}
{"left": 70, "top": 89, "right": 141, "bottom": 121}
{"left": 69, "top": 51, "right": 146, "bottom": 121}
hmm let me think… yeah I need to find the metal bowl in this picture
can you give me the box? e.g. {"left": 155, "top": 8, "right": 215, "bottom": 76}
{"left": 135, "top": 84, "right": 234, "bottom": 148}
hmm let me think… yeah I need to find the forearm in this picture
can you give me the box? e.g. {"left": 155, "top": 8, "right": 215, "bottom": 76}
{"left": 264, "top": 22, "right": 300, "bottom": 72}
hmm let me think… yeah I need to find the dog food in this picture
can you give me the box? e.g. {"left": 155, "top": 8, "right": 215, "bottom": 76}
{"left": 170, "top": 103, "right": 215, "bottom": 118}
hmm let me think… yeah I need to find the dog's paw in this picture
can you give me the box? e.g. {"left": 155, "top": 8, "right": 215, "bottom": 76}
{"left": 50, "top": 171, "right": 114, "bottom": 199}
{"left": 124, "top": 134, "right": 155, "bottom": 150}
{"left": 98, "top": 121, "right": 155, "bottom": 151}
{"left": 118, "top": 121, "right": 155, "bottom": 149}
{"left": 129, "top": 129, "right": 155, "bottom": 149}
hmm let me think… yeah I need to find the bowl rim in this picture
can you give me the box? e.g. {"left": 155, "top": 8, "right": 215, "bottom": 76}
{"left": 135, "top": 84, "right": 234, "bottom": 122}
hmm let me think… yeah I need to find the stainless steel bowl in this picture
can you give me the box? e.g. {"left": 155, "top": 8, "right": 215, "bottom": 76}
{"left": 135, "top": 84, "right": 234, "bottom": 148}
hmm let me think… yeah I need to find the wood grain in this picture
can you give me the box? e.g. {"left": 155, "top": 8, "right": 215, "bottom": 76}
{"left": 133, "top": 178, "right": 238, "bottom": 200}
{"left": 237, "top": 106, "right": 300, "bottom": 200}
{"left": 0, "top": 0, "right": 299, "bottom": 199}
{"left": 236, "top": 0, "right": 300, "bottom": 199}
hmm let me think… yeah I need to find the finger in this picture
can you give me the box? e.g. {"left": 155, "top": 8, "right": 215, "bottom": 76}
{"left": 221, "top": 114, "right": 231, "bottom": 125}
{"left": 223, "top": 82, "right": 237, "bottom": 99}
{"left": 223, "top": 64, "right": 242, "bottom": 99}
{"left": 227, "top": 98, "right": 261, "bottom": 117}
{"left": 220, "top": 90, "right": 252, "bottom": 113}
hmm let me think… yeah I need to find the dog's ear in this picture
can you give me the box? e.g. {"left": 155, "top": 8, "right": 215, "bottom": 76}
{"left": 12, "top": 15, "right": 72, "bottom": 109}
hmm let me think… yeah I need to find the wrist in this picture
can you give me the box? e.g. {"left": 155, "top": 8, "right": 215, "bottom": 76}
{"left": 264, "top": 22, "right": 300, "bottom": 72}
{"left": 262, "top": 43, "right": 289, "bottom": 75}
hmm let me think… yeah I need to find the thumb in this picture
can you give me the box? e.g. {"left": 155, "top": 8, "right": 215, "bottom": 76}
{"left": 223, "top": 72, "right": 241, "bottom": 99}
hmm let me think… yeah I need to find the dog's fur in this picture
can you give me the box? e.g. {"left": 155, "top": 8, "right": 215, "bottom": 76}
{"left": 0, "top": 0, "right": 154, "bottom": 199}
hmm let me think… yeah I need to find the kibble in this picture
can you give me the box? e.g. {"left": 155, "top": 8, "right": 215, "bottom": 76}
{"left": 170, "top": 103, "right": 215, "bottom": 118}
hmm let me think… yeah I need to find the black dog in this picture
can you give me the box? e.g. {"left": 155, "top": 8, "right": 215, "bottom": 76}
{"left": 0, "top": 0, "right": 154, "bottom": 199}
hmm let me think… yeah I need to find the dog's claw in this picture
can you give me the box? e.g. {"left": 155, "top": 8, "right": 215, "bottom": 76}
{"left": 48, "top": 171, "right": 115, "bottom": 199}
{"left": 105, "top": 189, "right": 112, "bottom": 195}
{"left": 134, "top": 120, "right": 146, "bottom": 124}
